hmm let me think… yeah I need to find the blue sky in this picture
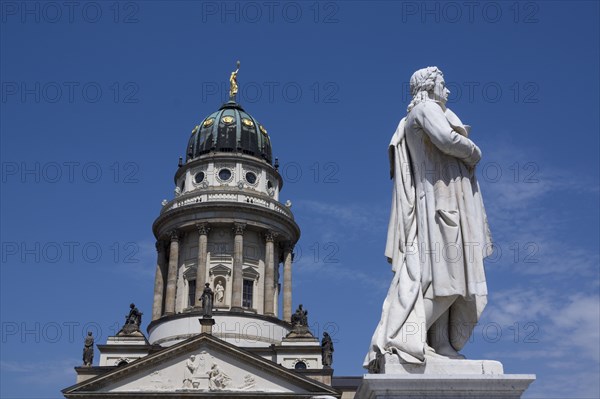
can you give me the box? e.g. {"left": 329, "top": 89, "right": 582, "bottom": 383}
{"left": 1, "top": 1, "right": 599, "bottom": 397}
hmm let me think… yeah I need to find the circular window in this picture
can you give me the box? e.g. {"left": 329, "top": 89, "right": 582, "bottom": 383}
{"left": 218, "top": 168, "right": 232, "bottom": 181}
{"left": 245, "top": 172, "right": 257, "bottom": 184}
{"left": 294, "top": 361, "right": 307, "bottom": 370}
{"left": 194, "top": 172, "right": 205, "bottom": 184}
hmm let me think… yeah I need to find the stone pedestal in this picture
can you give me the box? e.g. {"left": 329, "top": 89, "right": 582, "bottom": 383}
{"left": 380, "top": 354, "right": 504, "bottom": 375}
{"left": 97, "top": 335, "right": 151, "bottom": 367}
{"left": 357, "top": 374, "right": 535, "bottom": 399}
{"left": 356, "top": 354, "right": 535, "bottom": 399}
{"left": 198, "top": 317, "right": 216, "bottom": 334}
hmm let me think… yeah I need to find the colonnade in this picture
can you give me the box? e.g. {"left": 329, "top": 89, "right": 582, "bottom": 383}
{"left": 151, "top": 224, "right": 294, "bottom": 321}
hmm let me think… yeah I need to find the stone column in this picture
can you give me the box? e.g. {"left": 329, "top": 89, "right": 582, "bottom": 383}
{"left": 194, "top": 223, "right": 210, "bottom": 309}
{"left": 164, "top": 230, "right": 180, "bottom": 316}
{"left": 263, "top": 231, "right": 276, "bottom": 316}
{"left": 152, "top": 241, "right": 167, "bottom": 320}
{"left": 231, "top": 223, "right": 246, "bottom": 311}
{"left": 282, "top": 242, "right": 293, "bottom": 321}
{"left": 273, "top": 244, "right": 280, "bottom": 315}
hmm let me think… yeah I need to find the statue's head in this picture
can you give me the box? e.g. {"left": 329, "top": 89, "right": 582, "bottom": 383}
{"left": 407, "top": 66, "right": 449, "bottom": 112}
{"left": 130, "top": 303, "right": 135, "bottom": 309}
{"left": 410, "top": 67, "right": 441, "bottom": 95}
{"left": 87, "top": 331, "right": 93, "bottom": 336}
{"left": 323, "top": 332, "right": 329, "bottom": 338}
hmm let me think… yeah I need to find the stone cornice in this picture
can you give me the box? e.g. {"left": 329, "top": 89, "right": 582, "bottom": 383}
{"left": 153, "top": 202, "right": 300, "bottom": 243}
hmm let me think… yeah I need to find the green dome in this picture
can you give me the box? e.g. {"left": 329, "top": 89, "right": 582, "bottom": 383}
{"left": 186, "top": 101, "right": 273, "bottom": 165}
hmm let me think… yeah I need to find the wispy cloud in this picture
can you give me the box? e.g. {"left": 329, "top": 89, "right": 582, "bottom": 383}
{"left": 482, "top": 286, "right": 600, "bottom": 398}
{"left": 477, "top": 139, "right": 599, "bottom": 281}
{"left": 292, "top": 199, "right": 392, "bottom": 296}
{"left": 1, "top": 358, "right": 78, "bottom": 390}
{"left": 294, "top": 256, "right": 391, "bottom": 294}
{"left": 526, "top": 369, "right": 600, "bottom": 399}
{"left": 294, "top": 199, "right": 388, "bottom": 242}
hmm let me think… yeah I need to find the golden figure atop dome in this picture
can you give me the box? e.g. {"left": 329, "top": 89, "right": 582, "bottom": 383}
{"left": 229, "top": 60, "right": 240, "bottom": 101}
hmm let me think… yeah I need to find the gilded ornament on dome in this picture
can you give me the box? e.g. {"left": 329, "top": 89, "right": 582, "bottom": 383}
{"left": 203, "top": 118, "right": 214, "bottom": 128}
{"left": 241, "top": 118, "right": 254, "bottom": 127}
{"left": 229, "top": 61, "right": 240, "bottom": 101}
{"left": 259, "top": 125, "right": 267, "bottom": 135}
{"left": 221, "top": 115, "right": 235, "bottom": 124}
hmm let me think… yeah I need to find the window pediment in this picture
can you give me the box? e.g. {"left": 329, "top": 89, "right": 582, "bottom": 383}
{"left": 209, "top": 264, "right": 231, "bottom": 276}
{"left": 242, "top": 266, "right": 260, "bottom": 281}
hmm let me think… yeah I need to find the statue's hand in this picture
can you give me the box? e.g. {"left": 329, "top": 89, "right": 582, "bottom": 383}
{"left": 463, "top": 144, "right": 482, "bottom": 168}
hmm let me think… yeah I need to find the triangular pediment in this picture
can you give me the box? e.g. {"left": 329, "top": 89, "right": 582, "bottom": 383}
{"left": 209, "top": 264, "right": 231, "bottom": 276}
{"left": 63, "top": 333, "right": 339, "bottom": 397}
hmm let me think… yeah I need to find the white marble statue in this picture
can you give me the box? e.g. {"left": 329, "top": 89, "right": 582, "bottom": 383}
{"left": 364, "top": 67, "right": 492, "bottom": 370}
{"left": 215, "top": 281, "right": 225, "bottom": 303}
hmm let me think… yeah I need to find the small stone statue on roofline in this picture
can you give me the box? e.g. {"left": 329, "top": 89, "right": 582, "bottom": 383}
{"left": 82, "top": 331, "right": 94, "bottom": 366}
{"left": 288, "top": 304, "right": 312, "bottom": 336}
{"left": 117, "top": 303, "right": 144, "bottom": 336}
{"left": 321, "top": 332, "right": 334, "bottom": 368}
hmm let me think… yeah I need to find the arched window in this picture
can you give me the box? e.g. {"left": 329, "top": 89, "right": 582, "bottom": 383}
{"left": 294, "top": 361, "right": 307, "bottom": 370}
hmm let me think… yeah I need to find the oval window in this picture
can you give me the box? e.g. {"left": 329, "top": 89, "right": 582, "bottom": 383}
{"left": 194, "top": 172, "right": 205, "bottom": 184}
{"left": 218, "top": 168, "right": 232, "bottom": 181}
{"left": 267, "top": 180, "right": 273, "bottom": 190}
{"left": 245, "top": 172, "right": 257, "bottom": 184}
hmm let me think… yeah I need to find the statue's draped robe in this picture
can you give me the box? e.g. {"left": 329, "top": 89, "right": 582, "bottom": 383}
{"left": 364, "top": 101, "right": 492, "bottom": 366}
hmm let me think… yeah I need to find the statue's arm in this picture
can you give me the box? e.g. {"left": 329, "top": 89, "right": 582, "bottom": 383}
{"left": 415, "top": 102, "right": 481, "bottom": 167}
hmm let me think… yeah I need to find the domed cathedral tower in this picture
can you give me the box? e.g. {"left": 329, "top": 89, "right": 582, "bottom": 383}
{"left": 151, "top": 95, "right": 297, "bottom": 319}
{"left": 146, "top": 63, "right": 329, "bottom": 370}
{"left": 150, "top": 63, "right": 299, "bottom": 326}
{"left": 149, "top": 74, "right": 300, "bottom": 347}
{"left": 64, "top": 65, "right": 345, "bottom": 398}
